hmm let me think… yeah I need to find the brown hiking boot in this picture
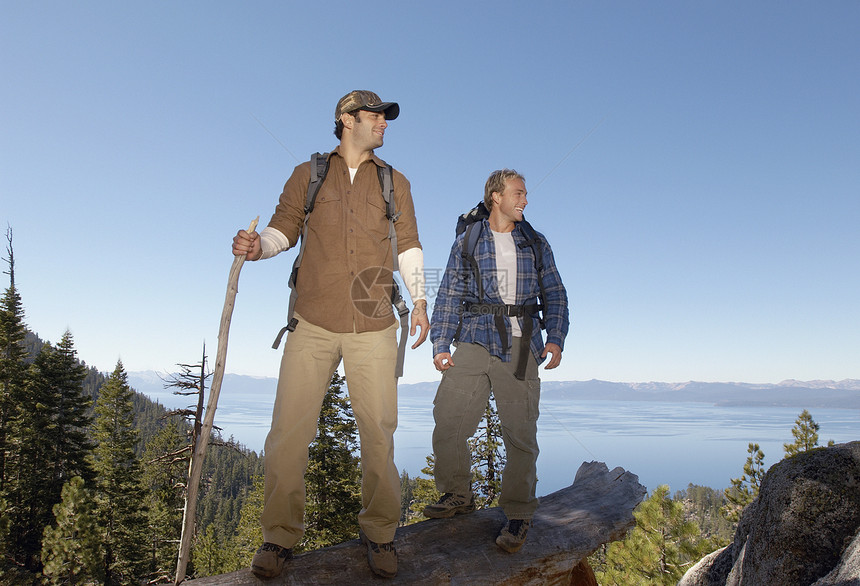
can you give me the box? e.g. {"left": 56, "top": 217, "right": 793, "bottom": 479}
{"left": 422, "top": 492, "right": 476, "bottom": 519}
{"left": 360, "top": 530, "right": 397, "bottom": 578}
{"left": 495, "top": 519, "right": 531, "bottom": 553}
{"left": 250, "top": 542, "right": 292, "bottom": 579}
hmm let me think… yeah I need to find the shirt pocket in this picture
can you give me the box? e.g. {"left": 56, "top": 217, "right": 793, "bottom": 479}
{"left": 308, "top": 189, "right": 342, "bottom": 231}
{"left": 363, "top": 194, "right": 392, "bottom": 243}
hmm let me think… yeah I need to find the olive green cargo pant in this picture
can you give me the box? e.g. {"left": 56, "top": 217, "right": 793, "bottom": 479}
{"left": 432, "top": 339, "right": 541, "bottom": 520}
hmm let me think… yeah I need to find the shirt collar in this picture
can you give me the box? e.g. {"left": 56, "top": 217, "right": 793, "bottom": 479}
{"left": 329, "top": 145, "right": 386, "bottom": 168}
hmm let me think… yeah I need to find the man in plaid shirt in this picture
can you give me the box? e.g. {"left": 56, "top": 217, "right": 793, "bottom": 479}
{"left": 425, "top": 169, "right": 569, "bottom": 553}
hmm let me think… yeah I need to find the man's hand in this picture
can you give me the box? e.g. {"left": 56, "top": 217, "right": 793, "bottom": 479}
{"left": 410, "top": 299, "right": 429, "bottom": 349}
{"left": 434, "top": 352, "right": 455, "bottom": 371}
{"left": 232, "top": 229, "right": 262, "bottom": 260}
{"left": 541, "top": 343, "right": 563, "bottom": 369}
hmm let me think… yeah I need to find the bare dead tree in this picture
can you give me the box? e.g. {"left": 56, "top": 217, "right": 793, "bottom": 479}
{"left": 162, "top": 344, "right": 213, "bottom": 455}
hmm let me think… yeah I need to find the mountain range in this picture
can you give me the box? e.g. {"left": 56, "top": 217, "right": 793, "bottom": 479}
{"left": 128, "top": 373, "right": 860, "bottom": 410}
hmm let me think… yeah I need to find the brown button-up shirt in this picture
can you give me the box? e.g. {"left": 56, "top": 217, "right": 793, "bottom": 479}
{"left": 267, "top": 147, "right": 421, "bottom": 333}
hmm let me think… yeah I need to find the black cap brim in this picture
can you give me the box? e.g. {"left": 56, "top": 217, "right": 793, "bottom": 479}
{"left": 363, "top": 102, "right": 400, "bottom": 120}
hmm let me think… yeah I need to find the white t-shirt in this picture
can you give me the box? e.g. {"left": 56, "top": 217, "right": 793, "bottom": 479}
{"left": 491, "top": 230, "right": 522, "bottom": 338}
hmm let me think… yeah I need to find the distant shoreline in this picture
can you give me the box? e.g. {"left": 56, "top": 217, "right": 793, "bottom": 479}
{"left": 127, "top": 372, "right": 860, "bottom": 411}
{"left": 398, "top": 379, "right": 860, "bottom": 410}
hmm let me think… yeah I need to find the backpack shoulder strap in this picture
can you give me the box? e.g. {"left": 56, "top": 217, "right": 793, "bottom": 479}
{"left": 305, "top": 152, "right": 330, "bottom": 214}
{"left": 461, "top": 220, "right": 484, "bottom": 301}
{"left": 376, "top": 164, "right": 397, "bottom": 219}
{"left": 376, "top": 163, "right": 401, "bottom": 270}
{"left": 272, "top": 153, "right": 332, "bottom": 348}
{"left": 516, "top": 220, "right": 547, "bottom": 328}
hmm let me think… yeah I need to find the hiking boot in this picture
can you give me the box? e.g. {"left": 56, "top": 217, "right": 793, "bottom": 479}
{"left": 360, "top": 530, "right": 397, "bottom": 578}
{"left": 250, "top": 542, "right": 292, "bottom": 579}
{"left": 495, "top": 519, "right": 532, "bottom": 553}
{"left": 422, "top": 492, "right": 476, "bottom": 518}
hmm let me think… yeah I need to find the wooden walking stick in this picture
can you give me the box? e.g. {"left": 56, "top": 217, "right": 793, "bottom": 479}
{"left": 175, "top": 217, "right": 259, "bottom": 584}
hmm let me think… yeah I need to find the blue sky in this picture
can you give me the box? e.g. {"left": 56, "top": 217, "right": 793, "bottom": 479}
{"left": 2, "top": 1, "right": 858, "bottom": 385}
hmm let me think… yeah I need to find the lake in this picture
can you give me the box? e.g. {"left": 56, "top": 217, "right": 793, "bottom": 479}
{"left": 138, "top": 378, "right": 858, "bottom": 495}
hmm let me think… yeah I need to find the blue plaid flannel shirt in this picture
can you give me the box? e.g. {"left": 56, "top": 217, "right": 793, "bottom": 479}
{"left": 430, "top": 219, "right": 569, "bottom": 364}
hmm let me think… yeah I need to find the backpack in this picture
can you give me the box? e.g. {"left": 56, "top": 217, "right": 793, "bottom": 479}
{"left": 454, "top": 201, "right": 548, "bottom": 380}
{"left": 271, "top": 152, "right": 411, "bottom": 378}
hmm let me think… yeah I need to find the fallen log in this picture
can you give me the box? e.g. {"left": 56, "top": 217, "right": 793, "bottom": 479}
{"left": 186, "top": 461, "right": 645, "bottom": 585}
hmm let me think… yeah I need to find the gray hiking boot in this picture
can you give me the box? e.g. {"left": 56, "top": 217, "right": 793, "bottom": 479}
{"left": 422, "top": 492, "right": 476, "bottom": 518}
{"left": 360, "top": 530, "right": 397, "bottom": 578}
{"left": 495, "top": 519, "right": 532, "bottom": 553}
{"left": 250, "top": 541, "right": 292, "bottom": 578}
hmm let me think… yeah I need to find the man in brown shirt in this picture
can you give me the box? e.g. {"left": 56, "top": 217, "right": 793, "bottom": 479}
{"left": 232, "top": 90, "right": 427, "bottom": 579}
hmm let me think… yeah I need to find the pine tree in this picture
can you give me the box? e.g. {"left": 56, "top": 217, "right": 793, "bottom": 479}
{"left": 141, "top": 422, "right": 188, "bottom": 582}
{"left": 2, "top": 332, "right": 93, "bottom": 571}
{"left": 3, "top": 341, "right": 65, "bottom": 570}
{"left": 191, "top": 526, "right": 233, "bottom": 578}
{"left": 597, "top": 485, "right": 715, "bottom": 586}
{"left": 784, "top": 409, "right": 821, "bottom": 457}
{"left": 227, "top": 474, "right": 264, "bottom": 571}
{"left": 299, "top": 372, "right": 362, "bottom": 552}
{"left": 0, "top": 226, "right": 29, "bottom": 493}
{"left": 469, "top": 394, "right": 504, "bottom": 508}
{"left": 41, "top": 331, "right": 95, "bottom": 490}
{"left": 399, "top": 471, "right": 415, "bottom": 525}
{"left": 408, "top": 455, "right": 440, "bottom": 522}
{"left": 41, "top": 476, "right": 100, "bottom": 584}
{"left": 91, "top": 361, "right": 149, "bottom": 584}
{"left": 673, "top": 484, "right": 734, "bottom": 546}
{"left": 722, "top": 442, "right": 766, "bottom": 523}
{"left": 1, "top": 230, "right": 95, "bottom": 574}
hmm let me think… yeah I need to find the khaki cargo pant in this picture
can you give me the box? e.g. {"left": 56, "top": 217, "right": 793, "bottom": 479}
{"left": 261, "top": 315, "right": 401, "bottom": 548}
{"left": 432, "top": 339, "right": 541, "bottom": 520}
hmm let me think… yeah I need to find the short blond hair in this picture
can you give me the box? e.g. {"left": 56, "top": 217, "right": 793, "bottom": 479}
{"left": 483, "top": 169, "right": 525, "bottom": 210}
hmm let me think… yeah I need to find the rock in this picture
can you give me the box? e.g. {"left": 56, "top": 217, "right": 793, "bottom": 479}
{"left": 185, "top": 461, "right": 645, "bottom": 585}
{"left": 811, "top": 528, "right": 860, "bottom": 585}
{"left": 679, "top": 441, "right": 860, "bottom": 586}
{"left": 677, "top": 547, "right": 732, "bottom": 586}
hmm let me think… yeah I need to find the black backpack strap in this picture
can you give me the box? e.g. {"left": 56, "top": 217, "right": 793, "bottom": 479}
{"left": 454, "top": 221, "right": 484, "bottom": 342}
{"left": 273, "top": 153, "right": 330, "bottom": 349}
{"left": 516, "top": 220, "right": 547, "bottom": 329}
{"left": 305, "top": 152, "right": 330, "bottom": 214}
{"left": 463, "top": 222, "right": 484, "bottom": 300}
{"left": 377, "top": 163, "right": 402, "bottom": 268}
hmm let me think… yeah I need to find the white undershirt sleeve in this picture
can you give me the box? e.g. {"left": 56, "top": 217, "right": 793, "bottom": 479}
{"left": 398, "top": 246, "right": 425, "bottom": 303}
{"left": 259, "top": 226, "right": 424, "bottom": 304}
{"left": 258, "top": 226, "right": 291, "bottom": 259}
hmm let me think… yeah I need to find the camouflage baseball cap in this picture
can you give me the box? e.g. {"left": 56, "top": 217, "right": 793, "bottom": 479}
{"left": 335, "top": 90, "right": 400, "bottom": 122}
